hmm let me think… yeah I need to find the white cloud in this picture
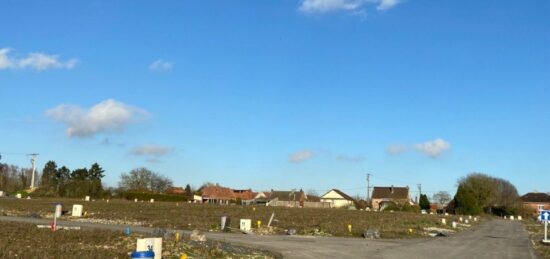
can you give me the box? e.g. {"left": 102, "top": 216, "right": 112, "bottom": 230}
{"left": 377, "top": 0, "right": 401, "bottom": 10}
{"left": 131, "top": 144, "right": 174, "bottom": 157}
{"left": 289, "top": 150, "right": 315, "bottom": 163}
{"left": 0, "top": 48, "right": 78, "bottom": 71}
{"left": 46, "top": 99, "right": 149, "bottom": 138}
{"left": 414, "top": 138, "right": 451, "bottom": 158}
{"left": 299, "top": 0, "right": 362, "bottom": 13}
{"left": 298, "top": 0, "right": 403, "bottom": 14}
{"left": 386, "top": 144, "right": 408, "bottom": 155}
{"left": 149, "top": 59, "right": 173, "bottom": 72}
{"left": 387, "top": 138, "right": 451, "bottom": 158}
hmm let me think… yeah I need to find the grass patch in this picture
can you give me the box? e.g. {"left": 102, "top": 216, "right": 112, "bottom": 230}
{"left": 524, "top": 218, "right": 550, "bottom": 259}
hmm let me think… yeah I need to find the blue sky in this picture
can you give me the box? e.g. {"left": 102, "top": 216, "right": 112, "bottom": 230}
{"left": 1, "top": 0, "right": 549, "bottom": 198}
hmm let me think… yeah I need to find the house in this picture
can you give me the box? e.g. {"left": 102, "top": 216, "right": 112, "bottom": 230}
{"left": 233, "top": 189, "right": 257, "bottom": 205}
{"left": 521, "top": 192, "right": 550, "bottom": 214}
{"left": 371, "top": 186, "right": 410, "bottom": 210}
{"left": 267, "top": 189, "right": 308, "bottom": 207}
{"left": 251, "top": 191, "right": 270, "bottom": 205}
{"left": 165, "top": 187, "right": 185, "bottom": 195}
{"left": 267, "top": 189, "right": 331, "bottom": 208}
{"left": 429, "top": 203, "right": 445, "bottom": 214}
{"left": 200, "top": 185, "right": 236, "bottom": 204}
{"left": 320, "top": 189, "right": 355, "bottom": 208}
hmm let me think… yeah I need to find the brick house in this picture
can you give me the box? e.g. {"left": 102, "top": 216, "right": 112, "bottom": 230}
{"left": 371, "top": 186, "right": 410, "bottom": 210}
{"left": 521, "top": 192, "right": 550, "bottom": 215}
{"left": 201, "top": 185, "right": 236, "bottom": 204}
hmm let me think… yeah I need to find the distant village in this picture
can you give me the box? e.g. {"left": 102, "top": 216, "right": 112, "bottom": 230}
{"left": 165, "top": 184, "right": 550, "bottom": 216}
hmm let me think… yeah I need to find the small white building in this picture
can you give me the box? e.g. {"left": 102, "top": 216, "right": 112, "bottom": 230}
{"left": 320, "top": 189, "right": 356, "bottom": 208}
{"left": 193, "top": 194, "right": 202, "bottom": 203}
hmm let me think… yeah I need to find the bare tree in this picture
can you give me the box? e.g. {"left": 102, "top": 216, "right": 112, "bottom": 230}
{"left": 432, "top": 191, "right": 451, "bottom": 205}
{"left": 118, "top": 167, "right": 173, "bottom": 193}
{"left": 306, "top": 189, "right": 319, "bottom": 197}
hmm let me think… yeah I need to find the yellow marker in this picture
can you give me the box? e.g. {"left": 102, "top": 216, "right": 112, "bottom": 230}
{"left": 253, "top": 207, "right": 256, "bottom": 211}
{"left": 347, "top": 224, "right": 352, "bottom": 233}
{"left": 175, "top": 232, "right": 180, "bottom": 241}
{"left": 84, "top": 211, "right": 88, "bottom": 216}
{"left": 179, "top": 254, "right": 187, "bottom": 259}
{"left": 409, "top": 228, "right": 413, "bottom": 233}
{"left": 257, "top": 220, "right": 262, "bottom": 228}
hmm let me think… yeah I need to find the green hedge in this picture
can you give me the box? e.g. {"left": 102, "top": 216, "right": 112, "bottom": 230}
{"left": 120, "top": 191, "right": 188, "bottom": 202}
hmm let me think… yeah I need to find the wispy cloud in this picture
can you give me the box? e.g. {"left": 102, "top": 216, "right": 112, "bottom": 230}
{"left": 131, "top": 145, "right": 174, "bottom": 157}
{"left": 386, "top": 144, "right": 408, "bottom": 155}
{"left": 289, "top": 150, "right": 315, "bottom": 163}
{"left": 299, "top": 0, "right": 362, "bottom": 13}
{"left": 377, "top": 0, "right": 401, "bottom": 10}
{"left": 46, "top": 99, "right": 149, "bottom": 138}
{"left": 99, "top": 138, "right": 126, "bottom": 147}
{"left": 149, "top": 59, "right": 173, "bottom": 72}
{"left": 298, "top": 0, "right": 404, "bottom": 14}
{"left": 387, "top": 138, "right": 451, "bottom": 159}
{"left": 0, "top": 48, "right": 78, "bottom": 71}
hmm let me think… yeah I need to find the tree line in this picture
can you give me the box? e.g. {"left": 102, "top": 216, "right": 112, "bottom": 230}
{"left": 0, "top": 163, "right": 33, "bottom": 193}
{"left": 38, "top": 161, "right": 106, "bottom": 198}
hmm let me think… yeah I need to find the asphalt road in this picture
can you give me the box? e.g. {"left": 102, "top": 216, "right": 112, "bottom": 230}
{"left": 0, "top": 216, "right": 537, "bottom": 259}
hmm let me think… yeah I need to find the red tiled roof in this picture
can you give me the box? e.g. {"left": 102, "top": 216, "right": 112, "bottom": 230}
{"left": 233, "top": 189, "right": 257, "bottom": 200}
{"left": 201, "top": 185, "right": 236, "bottom": 200}
{"left": 521, "top": 192, "right": 550, "bottom": 203}
{"left": 165, "top": 187, "right": 185, "bottom": 195}
{"left": 372, "top": 186, "right": 409, "bottom": 200}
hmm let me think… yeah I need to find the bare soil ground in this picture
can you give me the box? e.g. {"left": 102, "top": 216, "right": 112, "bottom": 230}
{"left": 0, "top": 220, "right": 277, "bottom": 259}
{"left": 0, "top": 197, "right": 476, "bottom": 238}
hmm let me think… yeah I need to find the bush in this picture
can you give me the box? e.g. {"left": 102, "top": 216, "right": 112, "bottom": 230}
{"left": 13, "top": 190, "right": 29, "bottom": 198}
{"left": 382, "top": 202, "right": 420, "bottom": 213}
{"left": 120, "top": 191, "right": 188, "bottom": 202}
{"left": 402, "top": 203, "right": 421, "bottom": 213}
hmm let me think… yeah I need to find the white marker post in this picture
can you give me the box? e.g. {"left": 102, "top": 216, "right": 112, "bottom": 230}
{"left": 542, "top": 210, "right": 549, "bottom": 244}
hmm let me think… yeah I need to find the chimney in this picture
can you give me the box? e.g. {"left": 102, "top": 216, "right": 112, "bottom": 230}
{"left": 390, "top": 185, "right": 394, "bottom": 194}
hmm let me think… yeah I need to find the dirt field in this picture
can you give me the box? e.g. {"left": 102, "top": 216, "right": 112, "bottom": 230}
{"left": 0, "top": 197, "right": 472, "bottom": 238}
{"left": 0, "top": 220, "right": 277, "bottom": 259}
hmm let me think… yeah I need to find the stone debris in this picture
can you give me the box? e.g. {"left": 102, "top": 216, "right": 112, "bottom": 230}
{"left": 190, "top": 229, "right": 207, "bottom": 242}
{"left": 286, "top": 228, "right": 297, "bottom": 235}
{"left": 362, "top": 229, "right": 381, "bottom": 239}
{"left": 304, "top": 228, "right": 332, "bottom": 237}
{"left": 424, "top": 227, "right": 454, "bottom": 237}
{"left": 254, "top": 226, "right": 277, "bottom": 236}
{"left": 152, "top": 228, "right": 167, "bottom": 238}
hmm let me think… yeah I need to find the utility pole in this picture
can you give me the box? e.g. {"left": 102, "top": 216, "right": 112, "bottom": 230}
{"left": 366, "top": 173, "right": 371, "bottom": 205}
{"left": 28, "top": 153, "right": 39, "bottom": 189}
{"left": 417, "top": 183, "right": 422, "bottom": 202}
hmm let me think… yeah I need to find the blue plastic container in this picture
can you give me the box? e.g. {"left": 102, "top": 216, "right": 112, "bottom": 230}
{"left": 130, "top": 250, "right": 155, "bottom": 259}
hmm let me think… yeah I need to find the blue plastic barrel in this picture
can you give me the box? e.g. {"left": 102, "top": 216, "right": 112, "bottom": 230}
{"left": 130, "top": 250, "right": 155, "bottom": 259}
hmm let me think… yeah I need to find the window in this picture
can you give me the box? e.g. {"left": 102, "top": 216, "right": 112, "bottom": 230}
{"left": 537, "top": 204, "right": 545, "bottom": 211}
